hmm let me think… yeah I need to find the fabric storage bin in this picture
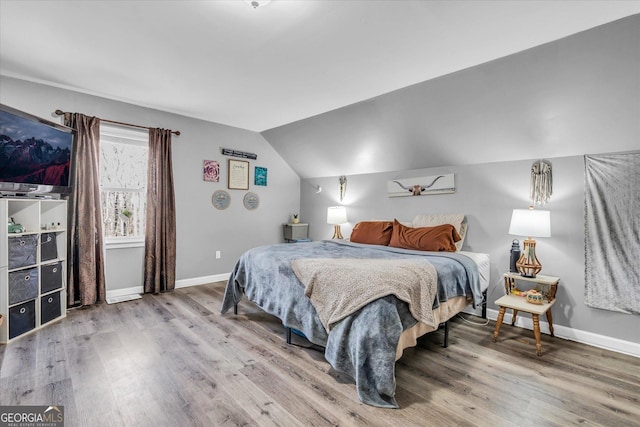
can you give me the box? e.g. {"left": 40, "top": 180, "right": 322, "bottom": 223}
{"left": 8, "top": 267, "right": 38, "bottom": 305}
{"left": 9, "top": 299, "right": 36, "bottom": 339}
{"left": 41, "top": 262, "right": 64, "bottom": 293}
{"left": 41, "top": 291, "right": 62, "bottom": 324}
{"left": 8, "top": 235, "right": 38, "bottom": 269}
{"left": 40, "top": 232, "right": 58, "bottom": 262}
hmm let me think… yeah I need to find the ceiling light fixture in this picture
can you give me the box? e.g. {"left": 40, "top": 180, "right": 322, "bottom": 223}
{"left": 246, "top": 0, "right": 271, "bottom": 9}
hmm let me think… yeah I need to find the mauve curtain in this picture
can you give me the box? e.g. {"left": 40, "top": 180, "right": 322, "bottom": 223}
{"left": 144, "top": 128, "right": 176, "bottom": 293}
{"left": 63, "top": 113, "right": 106, "bottom": 306}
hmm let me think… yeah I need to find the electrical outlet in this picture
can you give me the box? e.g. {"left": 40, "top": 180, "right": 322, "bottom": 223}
{"left": 215, "top": 251, "right": 221, "bottom": 259}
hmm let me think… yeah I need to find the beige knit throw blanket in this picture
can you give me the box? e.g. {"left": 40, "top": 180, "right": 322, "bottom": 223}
{"left": 292, "top": 258, "right": 438, "bottom": 331}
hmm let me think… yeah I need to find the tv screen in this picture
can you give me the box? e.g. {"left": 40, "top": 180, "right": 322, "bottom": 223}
{"left": 0, "top": 103, "right": 75, "bottom": 194}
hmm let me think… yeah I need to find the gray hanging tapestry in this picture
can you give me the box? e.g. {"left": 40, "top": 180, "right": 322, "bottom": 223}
{"left": 584, "top": 152, "right": 640, "bottom": 314}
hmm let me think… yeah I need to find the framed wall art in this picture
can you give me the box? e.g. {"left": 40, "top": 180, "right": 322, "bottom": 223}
{"left": 228, "top": 159, "right": 249, "bottom": 190}
{"left": 255, "top": 166, "right": 267, "bottom": 186}
{"left": 203, "top": 160, "right": 220, "bottom": 182}
{"left": 221, "top": 148, "right": 257, "bottom": 160}
{"left": 387, "top": 173, "right": 455, "bottom": 197}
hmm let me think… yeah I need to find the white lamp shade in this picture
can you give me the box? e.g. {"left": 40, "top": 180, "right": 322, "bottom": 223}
{"left": 509, "top": 209, "right": 551, "bottom": 237}
{"left": 327, "top": 206, "right": 347, "bottom": 225}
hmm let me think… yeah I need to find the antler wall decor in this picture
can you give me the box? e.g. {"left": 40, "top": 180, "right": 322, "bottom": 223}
{"left": 387, "top": 174, "right": 455, "bottom": 197}
{"left": 392, "top": 175, "right": 444, "bottom": 196}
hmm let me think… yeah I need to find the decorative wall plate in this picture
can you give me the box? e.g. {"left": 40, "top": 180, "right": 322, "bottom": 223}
{"left": 212, "top": 190, "right": 231, "bottom": 210}
{"left": 243, "top": 192, "right": 260, "bottom": 210}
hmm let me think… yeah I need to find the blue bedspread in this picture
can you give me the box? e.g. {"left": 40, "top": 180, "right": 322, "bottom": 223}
{"left": 221, "top": 240, "right": 481, "bottom": 408}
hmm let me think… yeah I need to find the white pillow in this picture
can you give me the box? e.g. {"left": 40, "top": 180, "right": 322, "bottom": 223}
{"left": 411, "top": 213, "right": 466, "bottom": 251}
{"left": 456, "top": 222, "right": 468, "bottom": 252}
{"left": 412, "top": 213, "right": 464, "bottom": 230}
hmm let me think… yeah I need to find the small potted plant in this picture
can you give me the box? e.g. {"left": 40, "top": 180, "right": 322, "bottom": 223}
{"left": 292, "top": 213, "right": 299, "bottom": 224}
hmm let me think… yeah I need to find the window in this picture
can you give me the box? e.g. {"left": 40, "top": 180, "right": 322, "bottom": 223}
{"left": 99, "top": 124, "right": 148, "bottom": 245}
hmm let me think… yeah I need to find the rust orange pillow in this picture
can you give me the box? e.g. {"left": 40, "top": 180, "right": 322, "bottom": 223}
{"left": 389, "top": 219, "right": 461, "bottom": 252}
{"left": 350, "top": 221, "right": 394, "bottom": 246}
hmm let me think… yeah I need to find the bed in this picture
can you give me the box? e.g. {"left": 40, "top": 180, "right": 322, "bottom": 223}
{"left": 221, "top": 215, "right": 489, "bottom": 408}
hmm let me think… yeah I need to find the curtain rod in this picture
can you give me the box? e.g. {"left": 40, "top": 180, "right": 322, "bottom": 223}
{"left": 54, "top": 110, "right": 181, "bottom": 136}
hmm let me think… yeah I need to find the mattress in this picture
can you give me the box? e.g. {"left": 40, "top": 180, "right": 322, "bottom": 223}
{"left": 459, "top": 251, "right": 490, "bottom": 291}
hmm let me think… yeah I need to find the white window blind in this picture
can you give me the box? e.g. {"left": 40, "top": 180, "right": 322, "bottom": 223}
{"left": 99, "top": 124, "right": 148, "bottom": 241}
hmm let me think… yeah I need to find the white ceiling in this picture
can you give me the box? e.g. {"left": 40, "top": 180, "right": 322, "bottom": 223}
{"left": 1, "top": 1, "right": 639, "bottom": 132}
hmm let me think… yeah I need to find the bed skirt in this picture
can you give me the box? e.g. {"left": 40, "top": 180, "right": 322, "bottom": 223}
{"left": 395, "top": 296, "right": 469, "bottom": 360}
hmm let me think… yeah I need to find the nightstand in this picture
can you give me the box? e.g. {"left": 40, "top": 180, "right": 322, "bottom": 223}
{"left": 492, "top": 272, "right": 560, "bottom": 356}
{"left": 283, "top": 223, "right": 309, "bottom": 243}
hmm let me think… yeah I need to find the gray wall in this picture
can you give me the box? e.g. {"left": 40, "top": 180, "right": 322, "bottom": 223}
{"left": 104, "top": 246, "right": 144, "bottom": 292}
{"left": 0, "top": 76, "right": 300, "bottom": 282}
{"left": 263, "top": 14, "right": 640, "bottom": 179}
{"left": 263, "top": 15, "right": 640, "bottom": 347}
{"left": 301, "top": 155, "right": 638, "bottom": 344}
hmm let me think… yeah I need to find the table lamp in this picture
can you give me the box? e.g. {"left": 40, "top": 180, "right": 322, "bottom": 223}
{"left": 327, "top": 206, "right": 347, "bottom": 239}
{"left": 508, "top": 207, "right": 551, "bottom": 278}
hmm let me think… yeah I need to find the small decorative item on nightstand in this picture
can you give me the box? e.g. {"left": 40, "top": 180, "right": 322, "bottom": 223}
{"left": 526, "top": 289, "right": 544, "bottom": 305}
{"left": 509, "top": 239, "right": 521, "bottom": 273}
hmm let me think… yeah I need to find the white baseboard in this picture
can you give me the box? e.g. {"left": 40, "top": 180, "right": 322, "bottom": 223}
{"left": 175, "top": 273, "right": 230, "bottom": 289}
{"left": 487, "top": 308, "right": 639, "bottom": 358}
{"left": 105, "top": 273, "right": 229, "bottom": 299}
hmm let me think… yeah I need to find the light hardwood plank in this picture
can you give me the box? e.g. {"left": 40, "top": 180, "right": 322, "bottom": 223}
{"left": 1, "top": 282, "right": 639, "bottom": 427}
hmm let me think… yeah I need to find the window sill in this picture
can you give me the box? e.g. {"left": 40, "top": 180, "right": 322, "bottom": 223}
{"left": 104, "top": 236, "right": 145, "bottom": 250}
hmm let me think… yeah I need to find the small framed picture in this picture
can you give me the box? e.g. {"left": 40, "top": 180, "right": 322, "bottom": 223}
{"left": 203, "top": 160, "right": 219, "bottom": 182}
{"left": 228, "top": 159, "right": 249, "bottom": 190}
{"left": 255, "top": 166, "right": 267, "bottom": 186}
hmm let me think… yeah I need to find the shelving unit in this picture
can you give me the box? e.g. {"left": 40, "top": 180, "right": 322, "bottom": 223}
{"left": 1, "top": 197, "right": 67, "bottom": 343}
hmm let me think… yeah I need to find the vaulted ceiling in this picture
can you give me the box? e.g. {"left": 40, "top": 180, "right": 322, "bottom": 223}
{"left": 1, "top": 1, "right": 638, "bottom": 133}
{"left": 263, "top": 13, "right": 640, "bottom": 178}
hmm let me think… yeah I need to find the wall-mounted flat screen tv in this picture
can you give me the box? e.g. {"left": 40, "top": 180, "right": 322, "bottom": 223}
{"left": 0, "top": 103, "right": 75, "bottom": 195}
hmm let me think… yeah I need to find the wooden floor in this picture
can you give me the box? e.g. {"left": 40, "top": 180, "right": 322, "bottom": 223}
{"left": 1, "top": 282, "right": 639, "bottom": 427}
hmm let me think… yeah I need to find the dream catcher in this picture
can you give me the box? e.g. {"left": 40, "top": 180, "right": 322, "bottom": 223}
{"left": 530, "top": 160, "right": 552, "bottom": 205}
